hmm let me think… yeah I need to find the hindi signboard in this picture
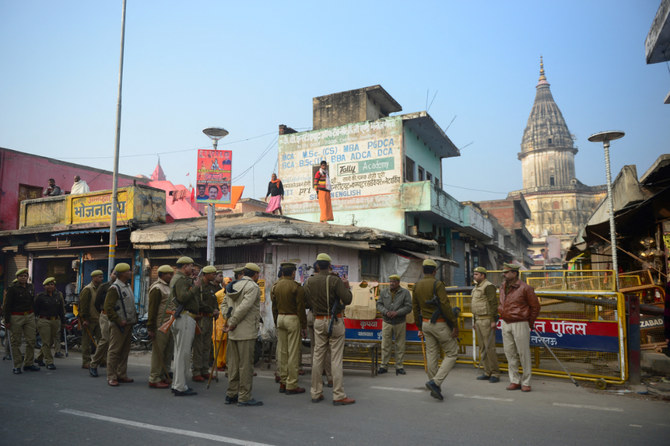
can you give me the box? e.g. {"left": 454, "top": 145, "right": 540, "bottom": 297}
{"left": 196, "top": 149, "right": 232, "bottom": 204}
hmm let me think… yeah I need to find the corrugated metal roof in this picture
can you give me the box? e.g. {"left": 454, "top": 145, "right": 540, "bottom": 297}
{"left": 51, "top": 227, "right": 128, "bottom": 237}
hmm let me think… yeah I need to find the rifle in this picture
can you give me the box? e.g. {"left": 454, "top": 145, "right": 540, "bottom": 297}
{"left": 426, "top": 281, "right": 460, "bottom": 331}
{"left": 327, "top": 299, "right": 341, "bottom": 337}
{"left": 158, "top": 303, "right": 184, "bottom": 334}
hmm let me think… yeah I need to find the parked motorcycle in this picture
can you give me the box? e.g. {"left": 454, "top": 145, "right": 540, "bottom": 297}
{"left": 131, "top": 313, "right": 152, "bottom": 350}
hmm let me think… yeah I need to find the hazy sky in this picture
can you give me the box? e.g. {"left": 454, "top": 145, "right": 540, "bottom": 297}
{"left": 1, "top": 1, "right": 668, "bottom": 202}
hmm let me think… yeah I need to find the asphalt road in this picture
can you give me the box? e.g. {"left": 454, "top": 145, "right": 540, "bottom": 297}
{"left": 0, "top": 351, "right": 668, "bottom": 445}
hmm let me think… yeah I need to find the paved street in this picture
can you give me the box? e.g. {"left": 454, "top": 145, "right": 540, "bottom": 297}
{"left": 0, "top": 351, "right": 668, "bottom": 445}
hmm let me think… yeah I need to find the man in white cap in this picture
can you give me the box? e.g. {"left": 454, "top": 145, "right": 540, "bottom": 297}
{"left": 147, "top": 265, "right": 175, "bottom": 389}
{"left": 499, "top": 262, "right": 540, "bottom": 392}
{"left": 412, "top": 259, "right": 459, "bottom": 401}
{"left": 168, "top": 256, "right": 200, "bottom": 396}
{"left": 223, "top": 262, "right": 263, "bottom": 406}
{"left": 304, "top": 253, "right": 354, "bottom": 405}
{"left": 4, "top": 268, "right": 38, "bottom": 374}
{"left": 104, "top": 263, "right": 138, "bottom": 387}
{"left": 471, "top": 266, "right": 500, "bottom": 383}
{"left": 377, "top": 274, "right": 412, "bottom": 375}
{"left": 79, "top": 269, "right": 104, "bottom": 369}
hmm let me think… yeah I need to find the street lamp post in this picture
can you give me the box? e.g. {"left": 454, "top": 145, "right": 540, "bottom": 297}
{"left": 202, "top": 127, "right": 229, "bottom": 266}
{"left": 587, "top": 130, "right": 625, "bottom": 290}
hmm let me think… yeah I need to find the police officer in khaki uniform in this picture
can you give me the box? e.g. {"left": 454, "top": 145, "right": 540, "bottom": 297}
{"left": 147, "top": 265, "right": 175, "bottom": 389}
{"left": 191, "top": 265, "right": 219, "bottom": 381}
{"left": 169, "top": 256, "right": 200, "bottom": 396}
{"left": 272, "top": 262, "right": 307, "bottom": 394}
{"left": 34, "top": 277, "right": 66, "bottom": 370}
{"left": 304, "top": 253, "right": 354, "bottom": 406}
{"left": 89, "top": 271, "right": 116, "bottom": 377}
{"left": 79, "top": 270, "right": 104, "bottom": 369}
{"left": 471, "top": 266, "right": 500, "bottom": 382}
{"left": 104, "top": 263, "right": 138, "bottom": 387}
{"left": 377, "top": 274, "right": 412, "bottom": 375}
{"left": 223, "top": 262, "right": 263, "bottom": 406}
{"left": 4, "top": 268, "right": 39, "bottom": 374}
{"left": 412, "top": 259, "right": 459, "bottom": 401}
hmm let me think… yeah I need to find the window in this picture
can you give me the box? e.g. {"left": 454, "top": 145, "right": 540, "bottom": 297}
{"left": 405, "top": 157, "right": 415, "bottom": 182}
{"left": 418, "top": 166, "right": 425, "bottom": 181}
{"left": 550, "top": 176, "right": 555, "bottom": 186}
{"left": 426, "top": 172, "right": 432, "bottom": 182}
{"left": 434, "top": 177, "right": 440, "bottom": 189}
{"left": 548, "top": 138, "right": 552, "bottom": 145}
{"left": 360, "top": 252, "right": 380, "bottom": 280}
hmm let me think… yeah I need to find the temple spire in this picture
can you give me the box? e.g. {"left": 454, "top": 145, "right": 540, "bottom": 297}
{"left": 538, "top": 56, "right": 548, "bottom": 85}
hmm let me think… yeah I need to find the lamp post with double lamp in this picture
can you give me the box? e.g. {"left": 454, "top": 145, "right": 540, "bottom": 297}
{"left": 587, "top": 130, "right": 625, "bottom": 290}
{"left": 202, "top": 127, "right": 229, "bottom": 266}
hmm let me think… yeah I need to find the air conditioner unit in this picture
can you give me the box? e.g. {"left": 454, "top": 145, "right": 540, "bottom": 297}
{"left": 408, "top": 226, "right": 418, "bottom": 236}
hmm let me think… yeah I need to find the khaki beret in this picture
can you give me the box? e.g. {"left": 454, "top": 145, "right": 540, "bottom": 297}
{"left": 502, "top": 262, "right": 520, "bottom": 272}
{"left": 176, "top": 256, "right": 194, "bottom": 265}
{"left": 114, "top": 262, "right": 131, "bottom": 273}
{"left": 16, "top": 268, "right": 28, "bottom": 277}
{"left": 474, "top": 266, "right": 487, "bottom": 274}
{"left": 90, "top": 270, "right": 104, "bottom": 277}
{"left": 202, "top": 265, "right": 217, "bottom": 274}
{"left": 157, "top": 265, "right": 174, "bottom": 274}
{"left": 43, "top": 277, "right": 56, "bottom": 286}
{"left": 233, "top": 266, "right": 244, "bottom": 274}
{"left": 280, "top": 262, "right": 296, "bottom": 268}
{"left": 316, "top": 253, "right": 332, "bottom": 262}
{"left": 423, "top": 259, "right": 438, "bottom": 268}
{"left": 389, "top": 274, "right": 401, "bottom": 281}
{"left": 244, "top": 262, "right": 261, "bottom": 272}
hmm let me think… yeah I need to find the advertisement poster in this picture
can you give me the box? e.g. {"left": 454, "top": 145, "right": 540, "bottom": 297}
{"left": 196, "top": 149, "right": 232, "bottom": 204}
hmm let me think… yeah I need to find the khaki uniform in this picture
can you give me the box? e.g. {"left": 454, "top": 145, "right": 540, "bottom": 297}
{"left": 90, "top": 281, "right": 114, "bottom": 368}
{"left": 168, "top": 271, "right": 199, "bottom": 392}
{"left": 3, "top": 282, "right": 36, "bottom": 369}
{"left": 471, "top": 278, "right": 500, "bottom": 378}
{"left": 412, "top": 277, "right": 458, "bottom": 386}
{"left": 191, "top": 281, "right": 218, "bottom": 376}
{"left": 147, "top": 278, "right": 174, "bottom": 384}
{"left": 34, "top": 290, "right": 65, "bottom": 366}
{"left": 271, "top": 277, "right": 307, "bottom": 390}
{"left": 303, "top": 271, "right": 352, "bottom": 401}
{"left": 376, "top": 286, "right": 412, "bottom": 370}
{"left": 79, "top": 281, "right": 101, "bottom": 367}
{"left": 104, "top": 279, "right": 137, "bottom": 381}
{"left": 222, "top": 277, "right": 261, "bottom": 403}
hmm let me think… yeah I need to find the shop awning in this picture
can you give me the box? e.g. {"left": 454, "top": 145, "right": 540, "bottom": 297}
{"left": 399, "top": 248, "right": 459, "bottom": 267}
{"left": 51, "top": 227, "right": 129, "bottom": 237}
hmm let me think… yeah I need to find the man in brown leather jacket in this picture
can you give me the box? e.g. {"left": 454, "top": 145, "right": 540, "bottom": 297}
{"left": 499, "top": 263, "right": 540, "bottom": 392}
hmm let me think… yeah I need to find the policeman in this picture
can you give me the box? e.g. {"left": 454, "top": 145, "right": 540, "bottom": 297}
{"left": 191, "top": 265, "right": 220, "bottom": 381}
{"left": 79, "top": 270, "right": 104, "bottom": 369}
{"left": 89, "top": 271, "right": 116, "bottom": 377}
{"left": 471, "top": 266, "right": 500, "bottom": 383}
{"left": 34, "top": 277, "right": 66, "bottom": 370}
{"left": 223, "top": 262, "right": 263, "bottom": 406}
{"left": 169, "top": 256, "right": 200, "bottom": 396}
{"left": 412, "top": 259, "right": 459, "bottom": 401}
{"left": 4, "top": 268, "right": 39, "bottom": 374}
{"left": 304, "top": 253, "right": 354, "bottom": 406}
{"left": 104, "top": 263, "right": 138, "bottom": 387}
{"left": 377, "top": 274, "right": 412, "bottom": 375}
{"left": 272, "top": 262, "right": 307, "bottom": 394}
{"left": 147, "top": 265, "right": 175, "bottom": 389}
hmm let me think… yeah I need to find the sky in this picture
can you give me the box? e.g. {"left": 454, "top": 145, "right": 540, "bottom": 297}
{"left": 1, "top": 1, "right": 668, "bottom": 202}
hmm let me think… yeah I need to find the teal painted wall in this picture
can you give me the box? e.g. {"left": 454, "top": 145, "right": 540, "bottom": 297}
{"left": 287, "top": 207, "right": 406, "bottom": 234}
{"left": 403, "top": 127, "right": 441, "bottom": 185}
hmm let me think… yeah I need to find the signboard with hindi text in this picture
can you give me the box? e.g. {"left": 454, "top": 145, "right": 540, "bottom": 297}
{"left": 71, "top": 189, "right": 132, "bottom": 224}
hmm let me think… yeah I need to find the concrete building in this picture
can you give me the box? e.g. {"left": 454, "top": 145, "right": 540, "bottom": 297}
{"left": 508, "top": 60, "right": 606, "bottom": 267}
{"left": 646, "top": 0, "right": 670, "bottom": 103}
{"left": 477, "top": 195, "right": 534, "bottom": 266}
{"left": 277, "top": 85, "right": 515, "bottom": 285}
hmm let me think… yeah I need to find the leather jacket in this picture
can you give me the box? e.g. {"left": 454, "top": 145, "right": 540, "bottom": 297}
{"left": 499, "top": 279, "right": 540, "bottom": 325}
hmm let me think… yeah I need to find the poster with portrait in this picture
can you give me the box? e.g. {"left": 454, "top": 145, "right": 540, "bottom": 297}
{"left": 196, "top": 149, "right": 232, "bottom": 204}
